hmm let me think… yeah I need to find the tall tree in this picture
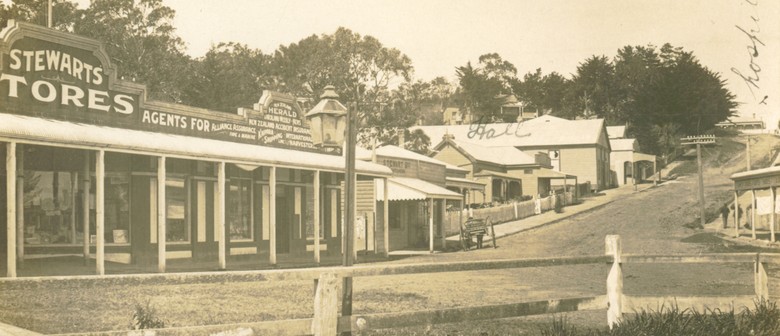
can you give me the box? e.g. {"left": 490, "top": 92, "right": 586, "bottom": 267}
{"left": 455, "top": 61, "right": 504, "bottom": 122}
{"left": 74, "top": 0, "right": 193, "bottom": 103}
{"left": 186, "top": 42, "right": 271, "bottom": 113}
{"left": 568, "top": 55, "right": 620, "bottom": 122}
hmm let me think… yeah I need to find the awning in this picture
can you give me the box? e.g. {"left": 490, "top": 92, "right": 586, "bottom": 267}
{"left": 633, "top": 152, "right": 656, "bottom": 162}
{"left": 445, "top": 176, "right": 485, "bottom": 192}
{"left": 375, "top": 177, "right": 463, "bottom": 201}
{"left": 472, "top": 170, "right": 523, "bottom": 181}
{"left": 535, "top": 168, "right": 577, "bottom": 179}
{"left": 0, "top": 114, "right": 392, "bottom": 177}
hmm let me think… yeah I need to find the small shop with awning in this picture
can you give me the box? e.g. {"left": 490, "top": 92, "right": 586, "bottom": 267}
{"left": 0, "top": 21, "right": 392, "bottom": 277}
{"left": 730, "top": 166, "right": 780, "bottom": 242}
{"left": 359, "top": 145, "right": 465, "bottom": 252}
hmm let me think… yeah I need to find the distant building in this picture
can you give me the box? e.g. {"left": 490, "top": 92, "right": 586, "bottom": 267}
{"left": 607, "top": 125, "right": 657, "bottom": 187}
{"left": 413, "top": 115, "right": 612, "bottom": 191}
{"left": 715, "top": 118, "right": 766, "bottom": 134}
{"left": 440, "top": 95, "right": 541, "bottom": 126}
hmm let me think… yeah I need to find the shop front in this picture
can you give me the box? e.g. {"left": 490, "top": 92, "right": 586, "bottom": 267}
{"left": 0, "top": 21, "right": 391, "bottom": 277}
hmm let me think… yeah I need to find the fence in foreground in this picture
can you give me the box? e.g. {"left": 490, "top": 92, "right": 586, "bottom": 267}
{"left": 2, "top": 235, "right": 776, "bottom": 335}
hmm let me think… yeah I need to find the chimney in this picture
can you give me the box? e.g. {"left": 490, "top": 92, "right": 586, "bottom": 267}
{"left": 398, "top": 130, "right": 405, "bottom": 149}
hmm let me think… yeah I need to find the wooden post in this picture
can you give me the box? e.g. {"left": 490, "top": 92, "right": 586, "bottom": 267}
{"left": 157, "top": 156, "right": 166, "bottom": 273}
{"left": 312, "top": 272, "right": 339, "bottom": 335}
{"left": 734, "top": 190, "right": 740, "bottom": 238}
{"left": 82, "top": 152, "right": 91, "bottom": 265}
{"left": 605, "top": 235, "right": 623, "bottom": 329}
{"left": 70, "top": 172, "right": 78, "bottom": 245}
{"left": 217, "top": 161, "right": 226, "bottom": 270}
{"left": 563, "top": 176, "right": 568, "bottom": 206}
{"left": 751, "top": 190, "right": 756, "bottom": 240}
{"left": 769, "top": 187, "right": 777, "bottom": 243}
{"left": 697, "top": 143, "right": 705, "bottom": 229}
{"left": 653, "top": 160, "right": 658, "bottom": 186}
{"left": 16, "top": 146, "right": 23, "bottom": 268}
{"left": 6, "top": 142, "right": 17, "bottom": 278}
{"left": 754, "top": 254, "right": 769, "bottom": 301}
{"left": 440, "top": 199, "right": 447, "bottom": 250}
{"left": 269, "top": 166, "right": 277, "bottom": 265}
{"left": 96, "top": 150, "right": 105, "bottom": 275}
{"left": 314, "top": 170, "right": 321, "bottom": 265}
{"left": 428, "top": 198, "right": 434, "bottom": 253}
{"left": 383, "top": 177, "right": 389, "bottom": 257}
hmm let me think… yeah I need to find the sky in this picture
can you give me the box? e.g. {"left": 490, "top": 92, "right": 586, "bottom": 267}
{"left": 8, "top": 0, "right": 779, "bottom": 130}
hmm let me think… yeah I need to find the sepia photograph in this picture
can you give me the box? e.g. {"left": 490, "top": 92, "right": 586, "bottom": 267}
{"left": 0, "top": 0, "right": 779, "bottom": 335}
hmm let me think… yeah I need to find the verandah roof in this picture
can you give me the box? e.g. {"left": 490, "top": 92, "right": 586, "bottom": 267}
{"left": 0, "top": 113, "right": 392, "bottom": 176}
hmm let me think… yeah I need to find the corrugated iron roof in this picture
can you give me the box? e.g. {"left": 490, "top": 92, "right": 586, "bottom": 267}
{"left": 376, "top": 177, "right": 463, "bottom": 201}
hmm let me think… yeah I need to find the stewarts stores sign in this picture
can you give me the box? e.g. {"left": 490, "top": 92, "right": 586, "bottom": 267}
{"left": 0, "top": 21, "right": 333, "bottom": 155}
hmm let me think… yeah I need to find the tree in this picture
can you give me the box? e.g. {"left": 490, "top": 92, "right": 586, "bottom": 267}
{"left": 0, "top": 0, "right": 79, "bottom": 31}
{"left": 272, "top": 27, "right": 413, "bottom": 145}
{"left": 73, "top": 0, "right": 193, "bottom": 103}
{"left": 568, "top": 55, "right": 620, "bottom": 123}
{"left": 186, "top": 42, "right": 271, "bottom": 112}
{"left": 455, "top": 61, "right": 504, "bottom": 122}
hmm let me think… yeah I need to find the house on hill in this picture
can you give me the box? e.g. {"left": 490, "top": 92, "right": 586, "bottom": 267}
{"left": 607, "top": 126, "right": 658, "bottom": 187}
{"left": 413, "top": 115, "right": 611, "bottom": 191}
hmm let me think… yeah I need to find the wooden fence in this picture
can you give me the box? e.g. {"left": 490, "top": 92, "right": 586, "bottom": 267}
{"left": 443, "top": 192, "right": 574, "bottom": 236}
{"left": 7, "top": 234, "right": 777, "bottom": 335}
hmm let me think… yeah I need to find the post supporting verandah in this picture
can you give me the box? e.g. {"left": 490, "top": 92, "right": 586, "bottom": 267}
{"left": 96, "top": 150, "right": 105, "bottom": 275}
{"left": 217, "top": 161, "right": 226, "bottom": 270}
{"left": 157, "top": 156, "right": 166, "bottom": 273}
{"left": 313, "top": 170, "right": 320, "bottom": 264}
{"left": 428, "top": 198, "right": 434, "bottom": 253}
{"left": 6, "top": 142, "right": 17, "bottom": 277}
{"left": 15, "top": 146, "right": 23, "bottom": 268}
{"left": 383, "top": 177, "right": 389, "bottom": 257}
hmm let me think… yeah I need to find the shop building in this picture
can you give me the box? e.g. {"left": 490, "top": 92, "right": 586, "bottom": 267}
{"left": 0, "top": 21, "right": 392, "bottom": 277}
{"left": 356, "top": 145, "right": 470, "bottom": 252}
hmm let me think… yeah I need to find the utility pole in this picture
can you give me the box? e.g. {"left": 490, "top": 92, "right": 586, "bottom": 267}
{"left": 746, "top": 134, "right": 751, "bottom": 170}
{"left": 47, "top": 0, "right": 52, "bottom": 28}
{"left": 681, "top": 135, "right": 716, "bottom": 228}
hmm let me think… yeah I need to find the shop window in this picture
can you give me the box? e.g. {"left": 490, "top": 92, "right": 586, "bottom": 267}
{"left": 166, "top": 177, "right": 189, "bottom": 242}
{"left": 104, "top": 173, "right": 130, "bottom": 244}
{"left": 389, "top": 203, "right": 402, "bottom": 229}
{"left": 228, "top": 179, "right": 252, "bottom": 240}
{"left": 304, "top": 185, "right": 323, "bottom": 240}
{"left": 23, "top": 171, "right": 78, "bottom": 245}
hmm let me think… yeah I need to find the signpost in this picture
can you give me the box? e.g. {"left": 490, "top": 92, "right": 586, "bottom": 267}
{"left": 681, "top": 135, "right": 716, "bottom": 228}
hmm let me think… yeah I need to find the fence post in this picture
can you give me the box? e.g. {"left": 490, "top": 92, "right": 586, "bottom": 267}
{"left": 312, "top": 272, "right": 339, "bottom": 336}
{"left": 755, "top": 254, "right": 769, "bottom": 301}
{"left": 513, "top": 202, "right": 518, "bottom": 219}
{"left": 605, "top": 235, "right": 623, "bottom": 329}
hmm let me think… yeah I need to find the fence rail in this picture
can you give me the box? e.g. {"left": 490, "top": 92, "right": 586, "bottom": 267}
{"left": 5, "top": 235, "right": 777, "bottom": 335}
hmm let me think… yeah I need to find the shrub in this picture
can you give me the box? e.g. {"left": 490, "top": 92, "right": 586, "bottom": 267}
{"left": 129, "top": 300, "right": 167, "bottom": 330}
{"left": 538, "top": 300, "right": 780, "bottom": 336}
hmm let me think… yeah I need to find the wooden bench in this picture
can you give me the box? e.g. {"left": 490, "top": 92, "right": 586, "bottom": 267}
{"left": 460, "top": 217, "right": 496, "bottom": 250}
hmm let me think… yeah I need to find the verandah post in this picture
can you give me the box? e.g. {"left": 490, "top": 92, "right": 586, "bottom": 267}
{"left": 605, "top": 235, "right": 623, "bottom": 329}
{"left": 157, "top": 156, "right": 166, "bottom": 273}
{"left": 6, "top": 142, "right": 17, "bottom": 278}
{"left": 96, "top": 150, "right": 105, "bottom": 275}
{"left": 217, "top": 161, "right": 226, "bottom": 270}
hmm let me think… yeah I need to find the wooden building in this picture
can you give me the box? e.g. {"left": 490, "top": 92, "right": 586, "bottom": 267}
{"left": 0, "top": 21, "right": 392, "bottom": 277}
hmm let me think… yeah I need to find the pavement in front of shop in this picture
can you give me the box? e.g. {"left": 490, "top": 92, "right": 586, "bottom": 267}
{"left": 704, "top": 209, "right": 780, "bottom": 250}
{"left": 389, "top": 181, "right": 659, "bottom": 255}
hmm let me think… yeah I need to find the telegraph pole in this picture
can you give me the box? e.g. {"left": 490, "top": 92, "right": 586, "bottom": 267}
{"left": 681, "top": 135, "right": 716, "bottom": 228}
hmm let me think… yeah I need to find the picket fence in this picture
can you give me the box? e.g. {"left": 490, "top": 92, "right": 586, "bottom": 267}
{"left": 443, "top": 192, "right": 574, "bottom": 236}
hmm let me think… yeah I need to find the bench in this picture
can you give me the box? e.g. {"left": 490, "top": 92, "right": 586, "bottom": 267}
{"left": 460, "top": 217, "right": 496, "bottom": 250}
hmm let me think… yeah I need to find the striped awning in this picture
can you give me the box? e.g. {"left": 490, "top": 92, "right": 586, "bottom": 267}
{"left": 376, "top": 177, "right": 463, "bottom": 201}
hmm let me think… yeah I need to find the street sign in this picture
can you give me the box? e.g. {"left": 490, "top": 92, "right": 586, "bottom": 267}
{"left": 680, "top": 135, "right": 716, "bottom": 145}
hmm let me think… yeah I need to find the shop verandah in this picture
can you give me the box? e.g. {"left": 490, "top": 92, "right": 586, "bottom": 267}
{"left": 0, "top": 115, "right": 392, "bottom": 278}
